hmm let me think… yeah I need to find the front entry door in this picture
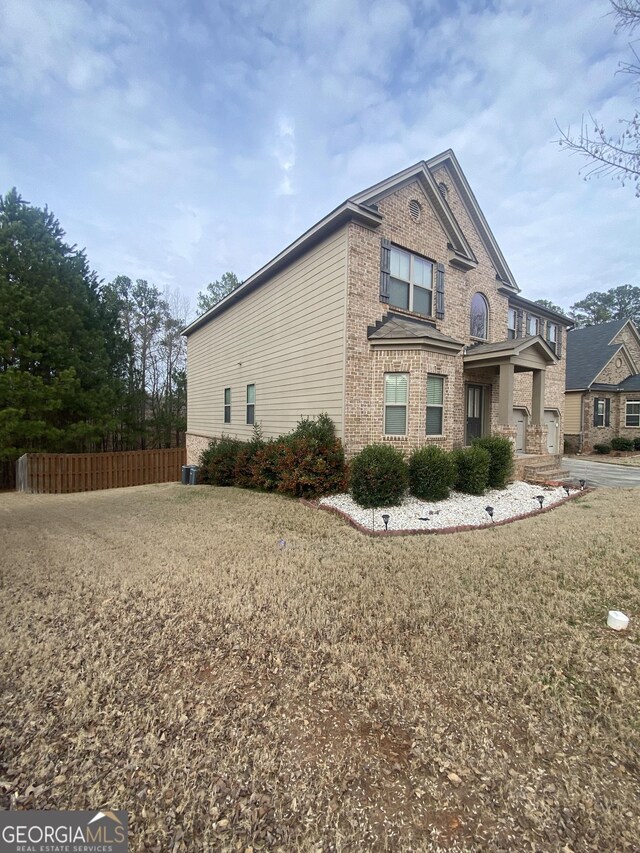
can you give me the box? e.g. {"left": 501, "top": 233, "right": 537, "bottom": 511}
{"left": 466, "top": 385, "right": 483, "bottom": 443}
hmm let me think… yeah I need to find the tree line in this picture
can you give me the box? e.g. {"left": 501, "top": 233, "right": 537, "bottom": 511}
{"left": 0, "top": 189, "right": 187, "bottom": 461}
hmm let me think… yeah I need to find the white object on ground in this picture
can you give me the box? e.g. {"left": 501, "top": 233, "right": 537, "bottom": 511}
{"left": 607, "top": 610, "right": 629, "bottom": 631}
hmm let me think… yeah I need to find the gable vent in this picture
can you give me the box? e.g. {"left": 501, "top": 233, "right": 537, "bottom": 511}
{"left": 409, "top": 199, "right": 422, "bottom": 222}
{"left": 438, "top": 182, "right": 448, "bottom": 199}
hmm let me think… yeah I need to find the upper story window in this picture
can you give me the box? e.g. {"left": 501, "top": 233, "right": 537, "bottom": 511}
{"left": 547, "top": 322, "right": 558, "bottom": 354}
{"left": 527, "top": 315, "right": 540, "bottom": 336}
{"left": 470, "top": 293, "right": 489, "bottom": 339}
{"left": 507, "top": 308, "right": 517, "bottom": 339}
{"left": 389, "top": 247, "right": 433, "bottom": 316}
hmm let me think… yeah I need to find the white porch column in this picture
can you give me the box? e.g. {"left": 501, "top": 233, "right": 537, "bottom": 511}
{"left": 498, "top": 362, "right": 515, "bottom": 425}
{"left": 532, "top": 369, "right": 545, "bottom": 425}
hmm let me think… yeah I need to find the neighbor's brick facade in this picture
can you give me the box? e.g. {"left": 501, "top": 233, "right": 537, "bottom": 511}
{"left": 342, "top": 175, "right": 567, "bottom": 456}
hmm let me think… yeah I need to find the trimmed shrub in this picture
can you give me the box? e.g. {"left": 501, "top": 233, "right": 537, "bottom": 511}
{"left": 408, "top": 445, "right": 456, "bottom": 501}
{"left": 634, "top": 437, "right": 640, "bottom": 451}
{"left": 611, "top": 436, "right": 634, "bottom": 452}
{"left": 452, "top": 446, "right": 490, "bottom": 495}
{"left": 473, "top": 435, "right": 514, "bottom": 489}
{"left": 251, "top": 439, "right": 288, "bottom": 491}
{"left": 271, "top": 413, "right": 347, "bottom": 498}
{"left": 350, "top": 444, "right": 408, "bottom": 508}
{"left": 593, "top": 443, "right": 611, "bottom": 455}
{"left": 199, "top": 435, "right": 244, "bottom": 486}
{"left": 234, "top": 424, "right": 265, "bottom": 488}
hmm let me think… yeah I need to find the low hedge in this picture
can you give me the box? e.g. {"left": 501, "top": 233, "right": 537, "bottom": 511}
{"left": 473, "top": 435, "right": 514, "bottom": 489}
{"left": 635, "top": 437, "right": 640, "bottom": 451}
{"left": 350, "top": 444, "right": 408, "bottom": 508}
{"left": 611, "top": 436, "right": 634, "bottom": 452}
{"left": 593, "top": 443, "right": 611, "bottom": 455}
{"left": 199, "top": 435, "right": 244, "bottom": 486}
{"left": 452, "top": 446, "right": 490, "bottom": 495}
{"left": 408, "top": 445, "right": 456, "bottom": 501}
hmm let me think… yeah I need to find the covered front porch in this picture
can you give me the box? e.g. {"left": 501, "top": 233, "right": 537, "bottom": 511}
{"left": 463, "top": 336, "right": 559, "bottom": 456}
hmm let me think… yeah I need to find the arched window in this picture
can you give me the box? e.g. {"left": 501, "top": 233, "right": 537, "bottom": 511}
{"left": 470, "top": 293, "right": 489, "bottom": 339}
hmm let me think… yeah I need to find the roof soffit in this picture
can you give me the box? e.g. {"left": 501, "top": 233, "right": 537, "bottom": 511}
{"left": 350, "top": 162, "right": 477, "bottom": 267}
{"left": 426, "top": 150, "right": 519, "bottom": 292}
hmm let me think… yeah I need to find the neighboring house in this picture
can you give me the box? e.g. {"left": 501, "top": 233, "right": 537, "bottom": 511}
{"left": 183, "top": 150, "right": 572, "bottom": 465}
{"left": 565, "top": 319, "right": 640, "bottom": 452}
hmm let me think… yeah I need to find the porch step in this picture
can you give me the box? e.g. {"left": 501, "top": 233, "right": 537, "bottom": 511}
{"left": 526, "top": 469, "right": 570, "bottom": 485}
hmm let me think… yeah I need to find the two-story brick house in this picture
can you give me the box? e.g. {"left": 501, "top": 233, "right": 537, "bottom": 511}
{"left": 564, "top": 319, "right": 640, "bottom": 452}
{"left": 183, "top": 150, "right": 572, "bottom": 467}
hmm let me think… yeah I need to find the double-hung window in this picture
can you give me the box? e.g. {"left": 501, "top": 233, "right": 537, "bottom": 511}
{"left": 389, "top": 247, "right": 433, "bottom": 316}
{"left": 626, "top": 401, "right": 640, "bottom": 428}
{"left": 547, "top": 323, "right": 558, "bottom": 354}
{"left": 224, "top": 388, "right": 231, "bottom": 423}
{"left": 594, "top": 398, "right": 610, "bottom": 427}
{"left": 507, "top": 308, "right": 517, "bottom": 339}
{"left": 246, "top": 384, "right": 255, "bottom": 425}
{"left": 426, "top": 375, "right": 444, "bottom": 435}
{"left": 384, "top": 373, "right": 408, "bottom": 435}
{"left": 527, "top": 315, "right": 539, "bottom": 336}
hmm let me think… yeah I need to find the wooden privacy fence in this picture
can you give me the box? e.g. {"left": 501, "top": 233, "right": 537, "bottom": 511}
{"left": 17, "top": 448, "right": 187, "bottom": 494}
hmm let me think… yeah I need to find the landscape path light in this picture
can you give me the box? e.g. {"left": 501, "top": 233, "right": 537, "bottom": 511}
{"left": 579, "top": 479, "right": 586, "bottom": 490}
{"left": 381, "top": 513, "right": 390, "bottom": 531}
{"left": 485, "top": 506, "right": 494, "bottom": 522}
{"left": 535, "top": 495, "right": 544, "bottom": 509}
{"left": 563, "top": 484, "right": 571, "bottom": 497}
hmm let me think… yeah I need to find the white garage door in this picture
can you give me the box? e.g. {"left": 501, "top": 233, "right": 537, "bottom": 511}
{"left": 544, "top": 410, "right": 560, "bottom": 454}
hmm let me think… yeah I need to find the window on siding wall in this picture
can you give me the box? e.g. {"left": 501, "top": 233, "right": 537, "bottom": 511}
{"left": 470, "top": 293, "right": 489, "bottom": 339}
{"left": 507, "top": 308, "right": 517, "bottom": 339}
{"left": 426, "top": 375, "right": 444, "bottom": 435}
{"left": 246, "top": 384, "right": 255, "bottom": 425}
{"left": 626, "top": 401, "right": 640, "bottom": 427}
{"left": 593, "top": 397, "right": 610, "bottom": 427}
{"left": 384, "top": 373, "right": 408, "bottom": 435}
{"left": 389, "top": 247, "right": 433, "bottom": 315}
{"left": 224, "top": 388, "right": 231, "bottom": 423}
{"left": 527, "top": 315, "right": 540, "bottom": 336}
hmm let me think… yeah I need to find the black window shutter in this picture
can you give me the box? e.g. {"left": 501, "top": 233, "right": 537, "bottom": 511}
{"left": 605, "top": 398, "right": 611, "bottom": 427}
{"left": 380, "top": 239, "right": 391, "bottom": 304}
{"left": 435, "top": 263, "right": 445, "bottom": 320}
{"left": 593, "top": 398, "right": 600, "bottom": 427}
{"left": 516, "top": 308, "right": 523, "bottom": 338}
{"left": 556, "top": 328, "right": 562, "bottom": 359}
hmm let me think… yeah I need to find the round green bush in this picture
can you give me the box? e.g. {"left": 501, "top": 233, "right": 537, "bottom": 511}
{"left": 611, "top": 436, "right": 634, "bottom": 452}
{"left": 350, "top": 444, "right": 408, "bottom": 508}
{"left": 199, "top": 435, "right": 244, "bottom": 486}
{"left": 593, "top": 443, "right": 611, "bottom": 455}
{"left": 473, "top": 435, "right": 514, "bottom": 489}
{"left": 634, "top": 437, "right": 640, "bottom": 451}
{"left": 408, "top": 445, "right": 456, "bottom": 501}
{"left": 452, "top": 446, "right": 490, "bottom": 495}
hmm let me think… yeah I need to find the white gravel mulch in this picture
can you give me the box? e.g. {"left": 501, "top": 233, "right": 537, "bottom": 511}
{"left": 319, "top": 481, "right": 578, "bottom": 532}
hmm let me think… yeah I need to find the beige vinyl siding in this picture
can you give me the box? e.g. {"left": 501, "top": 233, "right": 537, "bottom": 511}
{"left": 187, "top": 227, "right": 348, "bottom": 441}
{"left": 564, "top": 392, "right": 583, "bottom": 433}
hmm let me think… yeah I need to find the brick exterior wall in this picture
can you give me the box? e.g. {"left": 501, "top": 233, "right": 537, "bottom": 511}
{"left": 342, "top": 175, "right": 567, "bottom": 457}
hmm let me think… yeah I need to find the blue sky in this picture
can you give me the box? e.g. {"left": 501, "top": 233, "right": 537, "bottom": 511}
{"left": 1, "top": 0, "right": 637, "bottom": 319}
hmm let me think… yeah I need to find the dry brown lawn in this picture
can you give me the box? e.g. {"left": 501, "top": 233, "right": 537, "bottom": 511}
{"left": 0, "top": 484, "right": 638, "bottom": 852}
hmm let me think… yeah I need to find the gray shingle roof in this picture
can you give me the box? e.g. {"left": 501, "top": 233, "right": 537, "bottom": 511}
{"left": 565, "top": 319, "right": 629, "bottom": 390}
{"left": 368, "top": 314, "right": 463, "bottom": 347}
{"left": 619, "top": 374, "right": 640, "bottom": 391}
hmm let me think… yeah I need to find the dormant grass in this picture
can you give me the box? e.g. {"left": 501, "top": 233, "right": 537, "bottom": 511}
{"left": 0, "top": 484, "right": 638, "bottom": 851}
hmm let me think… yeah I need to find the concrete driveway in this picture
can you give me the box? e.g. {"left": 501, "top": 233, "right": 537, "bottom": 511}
{"left": 562, "top": 457, "right": 640, "bottom": 487}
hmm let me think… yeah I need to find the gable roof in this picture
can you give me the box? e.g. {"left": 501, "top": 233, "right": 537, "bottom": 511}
{"left": 619, "top": 374, "right": 640, "bottom": 391}
{"left": 565, "top": 319, "right": 632, "bottom": 390}
{"left": 464, "top": 334, "right": 558, "bottom": 363}
{"left": 183, "top": 150, "right": 518, "bottom": 337}
{"left": 426, "top": 150, "right": 519, "bottom": 291}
